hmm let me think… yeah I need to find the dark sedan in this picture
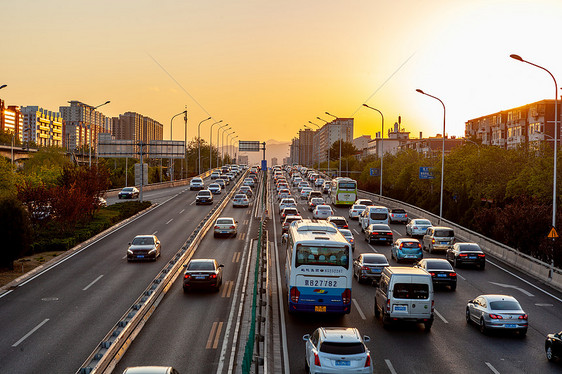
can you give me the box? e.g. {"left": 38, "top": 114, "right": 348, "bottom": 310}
{"left": 353, "top": 253, "right": 389, "bottom": 284}
{"left": 118, "top": 186, "right": 139, "bottom": 199}
{"left": 546, "top": 331, "right": 562, "bottom": 362}
{"left": 183, "top": 259, "right": 224, "bottom": 292}
{"left": 364, "top": 224, "right": 393, "bottom": 245}
{"left": 127, "top": 235, "right": 161, "bottom": 261}
{"left": 415, "top": 258, "right": 457, "bottom": 291}
{"left": 447, "top": 242, "right": 486, "bottom": 269}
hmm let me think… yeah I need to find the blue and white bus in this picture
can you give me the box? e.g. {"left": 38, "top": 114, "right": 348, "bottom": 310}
{"left": 330, "top": 177, "right": 358, "bottom": 206}
{"left": 285, "top": 220, "right": 353, "bottom": 314}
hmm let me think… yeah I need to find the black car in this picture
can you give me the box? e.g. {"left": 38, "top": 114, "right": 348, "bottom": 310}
{"left": 183, "top": 259, "right": 224, "bottom": 292}
{"left": 447, "top": 242, "right": 486, "bottom": 269}
{"left": 195, "top": 189, "right": 213, "bottom": 205}
{"left": 364, "top": 224, "right": 393, "bottom": 245}
{"left": 353, "top": 253, "right": 389, "bottom": 284}
{"left": 414, "top": 258, "right": 457, "bottom": 291}
{"left": 118, "top": 186, "right": 139, "bottom": 199}
{"left": 546, "top": 331, "right": 562, "bottom": 362}
{"left": 127, "top": 235, "right": 161, "bottom": 261}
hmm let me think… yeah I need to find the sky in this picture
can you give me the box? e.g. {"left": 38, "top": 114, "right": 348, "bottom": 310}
{"left": 2, "top": 0, "right": 562, "bottom": 146}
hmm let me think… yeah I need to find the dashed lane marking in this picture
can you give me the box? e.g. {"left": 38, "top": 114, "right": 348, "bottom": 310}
{"left": 82, "top": 275, "right": 104, "bottom": 291}
{"left": 12, "top": 319, "right": 49, "bottom": 347}
{"left": 434, "top": 309, "right": 449, "bottom": 324}
{"left": 352, "top": 298, "right": 366, "bottom": 320}
{"left": 485, "top": 362, "right": 500, "bottom": 374}
{"left": 385, "top": 359, "right": 397, "bottom": 374}
{"left": 165, "top": 219, "right": 173, "bottom": 225}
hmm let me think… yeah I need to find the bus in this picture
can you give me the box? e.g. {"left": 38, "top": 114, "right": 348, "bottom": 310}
{"left": 330, "top": 177, "right": 358, "bottom": 206}
{"left": 285, "top": 220, "right": 353, "bottom": 314}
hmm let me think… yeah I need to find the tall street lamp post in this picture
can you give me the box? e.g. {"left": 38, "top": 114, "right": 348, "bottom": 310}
{"left": 224, "top": 130, "right": 234, "bottom": 164}
{"left": 317, "top": 116, "right": 330, "bottom": 175}
{"left": 362, "top": 104, "right": 385, "bottom": 199}
{"left": 325, "top": 112, "right": 341, "bottom": 176}
{"left": 0, "top": 84, "right": 7, "bottom": 89}
{"left": 90, "top": 101, "right": 110, "bottom": 168}
{"left": 209, "top": 120, "right": 223, "bottom": 171}
{"left": 197, "top": 117, "right": 212, "bottom": 175}
{"left": 170, "top": 110, "right": 187, "bottom": 181}
{"left": 231, "top": 136, "right": 238, "bottom": 163}
{"left": 216, "top": 124, "right": 229, "bottom": 168}
{"left": 416, "top": 89, "right": 446, "bottom": 224}
{"left": 218, "top": 126, "right": 231, "bottom": 167}
{"left": 511, "top": 54, "right": 558, "bottom": 275}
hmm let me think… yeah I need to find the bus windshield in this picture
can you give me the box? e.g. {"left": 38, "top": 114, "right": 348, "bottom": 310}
{"left": 295, "top": 244, "right": 349, "bottom": 269}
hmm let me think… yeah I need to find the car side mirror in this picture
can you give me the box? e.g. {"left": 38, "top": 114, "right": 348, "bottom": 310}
{"left": 183, "top": 264, "right": 187, "bottom": 268}
{"left": 219, "top": 264, "right": 224, "bottom": 268}
{"left": 363, "top": 336, "right": 371, "bottom": 343}
{"left": 128, "top": 242, "right": 131, "bottom": 246}
{"left": 302, "top": 334, "right": 310, "bottom": 341}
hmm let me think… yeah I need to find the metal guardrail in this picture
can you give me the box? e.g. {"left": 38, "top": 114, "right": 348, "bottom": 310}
{"left": 76, "top": 170, "right": 249, "bottom": 374}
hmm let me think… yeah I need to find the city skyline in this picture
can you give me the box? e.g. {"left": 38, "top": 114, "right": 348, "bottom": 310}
{"left": 2, "top": 0, "right": 562, "bottom": 144}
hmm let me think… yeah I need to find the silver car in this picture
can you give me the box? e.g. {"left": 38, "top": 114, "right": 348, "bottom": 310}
{"left": 405, "top": 218, "right": 432, "bottom": 237}
{"left": 213, "top": 217, "right": 238, "bottom": 238}
{"left": 232, "top": 193, "right": 250, "bottom": 208}
{"left": 348, "top": 204, "right": 366, "bottom": 220}
{"left": 312, "top": 205, "right": 334, "bottom": 220}
{"left": 466, "top": 294, "right": 528, "bottom": 336}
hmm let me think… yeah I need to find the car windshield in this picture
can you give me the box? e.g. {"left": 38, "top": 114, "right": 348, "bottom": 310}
{"left": 295, "top": 245, "right": 349, "bottom": 268}
{"left": 320, "top": 342, "right": 365, "bottom": 354}
{"left": 353, "top": 205, "right": 366, "bottom": 210}
{"left": 199, "top": 191, "right": 211, "bottom": 196}
{"left": 217, "top": 219, "right": 234, "bottom": 225}
{"left": 363, "top": 255, "right": 388, "bottom": 265}
{"left": 391, "top": 209, "right": 406, "bottom": 213}
{"left": 400, "top": 241, "right": 419, "bottom": 248}
{"left": 317, "top": 206, "right": 331, "bottom": 211}
{"left": 187, "top": 261, "right": 215, "bottom": 271}
{"left": 425, "top": 261, "right": 452, "bottom": 270}
{"left": 435, "top": 229, "right": 454, "bottom": 237}
{"left": 393, "top": 283, "right": 429, "bottom": 299}
{"left": 415, "top": 220, "right": 432, "bottom": 225}
{"left": 458, "top": 244, "right": 482, "bottom": 252}
{"left": 489, "top": 300, "right": 522, "bottom": 311}
{"left": 132, "top": 237, "right": 154, "bottom": 245}
{"left": 370, "top": 225, "right": 389, "bottom": 231}
{"left": 123, "top": 187, "right": 133, "bottom": 191}
{"left": 234, "top": 194, "right": 246, "bottom": 199}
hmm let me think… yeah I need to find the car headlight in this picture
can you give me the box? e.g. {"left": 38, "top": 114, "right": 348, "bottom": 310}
{"left": 148, "top": 247, "right": 157, "bottom": 253}
{"left": 127, "top": 249, "right": 133, "bottom": 254}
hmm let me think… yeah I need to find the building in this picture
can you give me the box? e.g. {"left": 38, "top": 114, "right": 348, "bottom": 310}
{"left": 289, "top": 137, "right": 300, "bottom": 165}
{"left": 238, "top": 154, "right": 249, "bottom": 165}
{"left": 313, "top": 118, "right": 354, "bottom": 164}
{"left": 0, "top": 100, "right": 23, "bottom": 141}
{"left": 366, "top": 121, "right": 411, "bottom": 157}
{"left": 21, "top": 106, "right": 64, "bottom": 147}
{"left": 298, "top": 128, "right": 315, "bottom": 166}
{"left": 271, "top": 157, "right": 278, "bottom": 166}
{"left": 112, "top": 111, "right": 163, "bottom": 143}
{"left": 353, "top": 135, "right": 371, "bottom": 157}
{"left": 60, "top": 101, "right": 113, "bottom": 151}
{"left": 399, "top": 136, "right": 464, "bottom": 157}
{"left": 465, "top": 99, "right": 559, "bottom": 149}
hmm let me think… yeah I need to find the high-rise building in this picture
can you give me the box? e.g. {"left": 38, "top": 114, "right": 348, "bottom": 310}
{"left": 298, "top": 128, "right": 315, "bottom": 166}
{"left": 312, "top": 118, "right": 354, "bottom": 164}
{"left": 21, "top": 106, "right": 64, "bottom": 147}
{"left": 0, "top": 100, "right": 23, "bottom": 141}
{"left": 112, "top": 112, "right": 163, "bottom": 143}
{"left": 60, "top": 101, "right": 112, "bottom": 151}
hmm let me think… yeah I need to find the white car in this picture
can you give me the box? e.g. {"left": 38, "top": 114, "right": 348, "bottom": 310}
{"left": 405, "top": 218, "right": 433, "bottom": 237}
{"left": 300, "top": 187, "right": 313, "bottom": 200}
{"left": 214, "top": 217, "right": 238, "bottom": 238}
{"left": 243, "top": 178, "right": 255, "bottom": 187}
{"left": 208, "top": 183, "right": 221, "bottom": 194}
{"left": 348, "top": 204, "right": 367, "bottom": 220}
{"left": 314, "top": 178, "right": 325, "bottom": 187}
{"left": 312, "top": 205, "right": 334, "bottom": 220}
{"left": 232, "top": 193, "right": 250, "bottom": 208}
{"left": 190, "top": 177, "right": 204, "bottom": 190}
{"left": 210, "top": 172, "right": 221, "bottom": 179}
{"left": 279, "top": 198, "right": 297, "bottom": 212}
{"left": 303, "top": 327, "right": 372, "bottom": 374}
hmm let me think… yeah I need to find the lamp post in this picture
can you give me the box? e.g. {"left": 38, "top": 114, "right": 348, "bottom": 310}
{"left": 89, "top": 101, "right": 110, "bottom": 168}
{"left": 218, "top": 126, "right": 231, "bottom": 167}
{"left": 216, "top": 124, "right": 229, "bottom": 168}
{"left": 224, "top": 130, "right": 234, "bottom": 164}
{"left": 231, "top": 135, "right": 238, "bottom": 163}
{"left": 416, "top": 89, "right": 446, "bottom": 224}
{"left": 209, "top": 120, "right": 223, "bottom": 171}
{"left": 362, "top": 104, "right": 385, "bottom": 199}
{"left": 197, "top": 117, "right": 212, "bottom": 175}
{"left": 316, "top": 117, "right": 331, "bottom": 175}
{"left": 170, "top": 110, "right": 187, "bottom": 181}
{"left": 0, "top": 84, "right": 6, "bottom": 90}
{"left": 326, "top": 112, "right": 341, "bottom": 177}
{"left": 511, "top": 54, "right": 558, "bottom": 274}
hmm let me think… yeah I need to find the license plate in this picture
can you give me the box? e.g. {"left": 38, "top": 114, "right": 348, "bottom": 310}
{"left": 335, "top": 360, "right": 350, "bottom": 367}
{"left": 137, "top": 255, "right": 144, "bottom": 258}
{"left": 469, "top": 256, "right": 477, "bottom": 259}
{"left": 221, "top": 231, "right": 228, "bottom": 233}
{"left": 437, "top": 273, "right": 446, "bottom": 277}
{"left": 195, "top": 276, "right": 205, "bottom": 280}
{"left": 505, "top": 324, "right": 517, "bottom": 328}
{"left": 441, "top": 241, "right": 448, "bottom": 244}
{"left": 394, "top": 305, "right": 407, "bottom": 312}
{"left": 315, "top": 306, "right": 326, "bottom": 312}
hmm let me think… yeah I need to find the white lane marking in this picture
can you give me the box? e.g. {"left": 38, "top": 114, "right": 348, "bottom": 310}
{"left": 385, "top": 359, "right": 398, "bottom": 374}
{"left": 353, "top": 229, "right": 360, "bottom": 235}
{"left": 535, "top": 303, "right": 554, "bottom": 307}
{"left": 122, "top": 255, "right": 127, "bottom": 260}
{"left": 82, "top": 275, "right": 104, "bottom": 291}
{"left": 487, "top": 260, "right": 561, "bottom": 302}
{"left": 485, "top": 362, "right": 500, "bottom": 374}
{"left": 190, "top": 200, "right": 195, "bottom": 205}
{"left": 434, "top": 309, "right": 449, "bottom": 324}
{"left": 456, "top": 272, "right": 466, "bottom": 281}
{"left": 352, "top": 298, "right": 366, "bottom": 320}
{"left": 152, "top": 231, "right": 158, "bottom": 235}
{"left": 368, "top": 244, "right": 378, "bottom": 253}
{"left": 165, "top": 218, "right": 173, "bottom": 225}
{"left": 12, "top": 319, "right": 49, "bottom": 347}
{"left": 392, "top": 229, "right": 401, "bottom": 235}
{"left": 179, "top": 209, "right": 185, "bottom": 214}
{"left": 488, "top": 281, "right": 534, "bottom": 297}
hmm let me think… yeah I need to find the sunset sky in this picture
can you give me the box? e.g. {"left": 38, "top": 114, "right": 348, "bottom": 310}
{"left": 2, "top": 0, "right": 562, "bottom": 145}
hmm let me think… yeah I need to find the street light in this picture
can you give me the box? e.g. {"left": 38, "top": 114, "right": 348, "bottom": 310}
{"left": 362, "top": 104, "right": 385, "bottom": 199}
{"left": 225, "top": 130, "right": 235, "bottom": 164}
{"left": 0, "top": 84, "right": 7, "bottom": 90}
{"left": 416, "top": 89, "right": 446, "bottom": 224}
{"left": 326, "top": 112, "right": 342, "bottom": 177}
{"left": 511, "top": 54, "right": 558, "bottom": 273}
{"left": 169, "top": 110, "right": 187, "bottom": 180}
{"left": 89, "top": 101, "right": 110, "bottom": 167}
{"left": 216, "top": 124, "right": 229, "bottom": 168}
{"left": 209, "top": 120, "right": 223, "bottom": 171}
{"left": 197, "top": 117, "right": 212, "bottom": 175}
{"left": 218, "top": 126, "right": 231, "bottom": 167}
{"left": 308, "top": 121, "right": 320, "bottom": 128}
{"left": 231, "top": 135, "right": 239, "bottom": 163}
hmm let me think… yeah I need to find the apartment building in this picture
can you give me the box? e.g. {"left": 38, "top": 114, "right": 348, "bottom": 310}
{"left": 465, "top": 99, "right": 558, "bottom": 149}
{"left": 313, "top": 118, "right": 354, "bottom": 164}
{"left": 366, "top": 121, "right": 411, "bottom": 157}
{"left": 112, "top": 111, "right": 163, "bottom": 143}
{"left": 21, "top": 106, "right": 64, "bottom": 147}
{"left": 0, "top": 100, "right": 23, "bottom": 141}
{"left": 60, "top": 101, "right": 113, "bottom": 151}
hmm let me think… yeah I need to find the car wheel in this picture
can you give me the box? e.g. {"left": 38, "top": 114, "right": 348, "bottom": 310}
{"left": 214, "top": 233, "right": 218, "bottom": 238}
{"left": 465, "top": 308, "right": 471, "bottom": 324}
{"left": 480, "top": 262, "right": 486, "bottom": 270}
{"left": 428, "top": 245, "right": 433, "bottom": 254}
{"left": 424, "top": 321, "right": 432, "bottom": 332}
{"left": 450, "top": 283, "right": 457, "bottom": 292}
{"left": 305, "top": 355, "right": 310, "bottom": 373}
{"left": 479, "top": 318, "right": 488, "bottom": 335}
{"left": 453, "top": 257, "right": 458, "bottom": 267}
{"left": 546, "top": 345, "right": 556, "bottom": 361}
{"left": 183, "top": 287, "right": 189, "bottom": 293}
{"left": 374, "top": 300, "right": 380, "bottom": 318}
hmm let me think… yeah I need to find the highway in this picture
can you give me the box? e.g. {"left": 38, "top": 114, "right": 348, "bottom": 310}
{"left": 269, "top": 172, "right": 562, "bottom": 374}
{"left": 0, "top": 175, "right": 239, "bottom": 374}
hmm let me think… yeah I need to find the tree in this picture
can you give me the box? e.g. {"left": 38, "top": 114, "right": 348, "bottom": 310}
{"left": 0, "top": 197, "right": 31, "bottom": 269}
{"left": 328, "top": 141, "right": 357, "bottom": 161}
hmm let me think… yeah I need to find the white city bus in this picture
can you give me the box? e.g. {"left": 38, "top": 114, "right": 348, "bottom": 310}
{"left": 330, "top": 177, "right": 358, "bottom": 206}
{"left": 285, "top": 219, "right": 353, "bottom": 314}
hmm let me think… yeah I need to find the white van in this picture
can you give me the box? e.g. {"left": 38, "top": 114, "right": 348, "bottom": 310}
{"left": 374, "top": 266, "right": 434, "bottom": 331}
{"left": 359, "top": 205, "right": 389, "bottom": 231}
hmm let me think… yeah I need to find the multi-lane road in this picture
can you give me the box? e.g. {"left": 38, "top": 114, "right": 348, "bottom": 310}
{"left": 269, "top": 172, "right": 562, "bottom": 374}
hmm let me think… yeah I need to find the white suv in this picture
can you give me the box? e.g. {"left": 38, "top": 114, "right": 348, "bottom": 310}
{"left": 190, "top": 177, "right": 204, "bottom": 190}
{"left": 303, "top": 327, "right": 372, "bottom": 374}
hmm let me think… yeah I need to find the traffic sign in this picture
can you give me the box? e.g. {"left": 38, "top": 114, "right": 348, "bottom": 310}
{"left": 370, "top": 168, "right": 380, "bottom": 177}
{"left": 419, "top": 167, "right": 435, "bottom": 179}
{"left": 548, "top": 227, "right": 558, "bottom": 238}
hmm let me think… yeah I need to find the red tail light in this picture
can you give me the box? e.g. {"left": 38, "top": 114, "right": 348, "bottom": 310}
{"left": 432, "top": 239, "right": 435, "bottom": 244}
{"left": 413, "top": 226, "right": 418, "bottom": 229}
{"left": 364, "top": 354, "right": 371, "bottom": 367}
{"left": 361, "top": 266, "right": 369, "bottom": 270}
{"left": 429, "top": 272, "right": 436, "bottom": 277}
{"left": 449, "top": 272, "right": 457, "bottom": 277}
{"left": 314, "top": 352, "right": 321, "bottom": 366}
{"left": 489, "top": 314, "right": 503, "bottom": 319}
{"left": 210, "top": 274, "right": 217, "bottom": 279}
{"left": 343, "top": 224, "right": 348, "bottom": 228}
{"left": 214, "top": 226, "right": 220, "bottom": 229}
{"left": 459, "top": 253, "right": 467, "bottom": 257}
{"left": 290, "top": 287, "right": 300, "bottom": 303}
{"left": 373, "top": 232, "right": 379, "bottom": 235}
{"left": 230, "top": 226, "right": 236, "bottom": 229}
{"left": 431, "top": 299, "right": 435, "bottom": 312}
{"left": 342, "top": 288, "right": 351, "bottom": 304}
{"left": 418, "top": 243, "right": 422, "bottom": 248}
{"left": 387, "top": 298, "right": 391, "bottom": 311}
{"left": 519, "top": 314, "right": 528, "bottom": 320}
{"left": 184, "top": 274, "right": 191, "bottom": 279}
{"left": 478, "top": 254, "right": 486, "bottom": 257}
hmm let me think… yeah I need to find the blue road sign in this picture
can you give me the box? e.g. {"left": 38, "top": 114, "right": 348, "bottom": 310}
{"left": 419, "top": 167, "right": 434, "bottom": 179}
{"left": 370, "top": 168, "right": 380, "bottom": 177}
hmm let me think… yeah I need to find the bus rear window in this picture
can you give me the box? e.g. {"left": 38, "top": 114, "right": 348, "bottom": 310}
{"left": 393, "top": 283, "right": 429, "bottom": 299}
{"left": 338, "top": 182, "right": 356, "bottom": 189}
{"left": 295, "top": 245, "right": 349, "bottom": 269}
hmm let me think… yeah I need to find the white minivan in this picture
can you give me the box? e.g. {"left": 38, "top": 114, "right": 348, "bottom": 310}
{"left": 374, "top": 266, "right": 434, "bottom": 331}
{"left": 359, "top": 205, "right": 389, "bottom": 231}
